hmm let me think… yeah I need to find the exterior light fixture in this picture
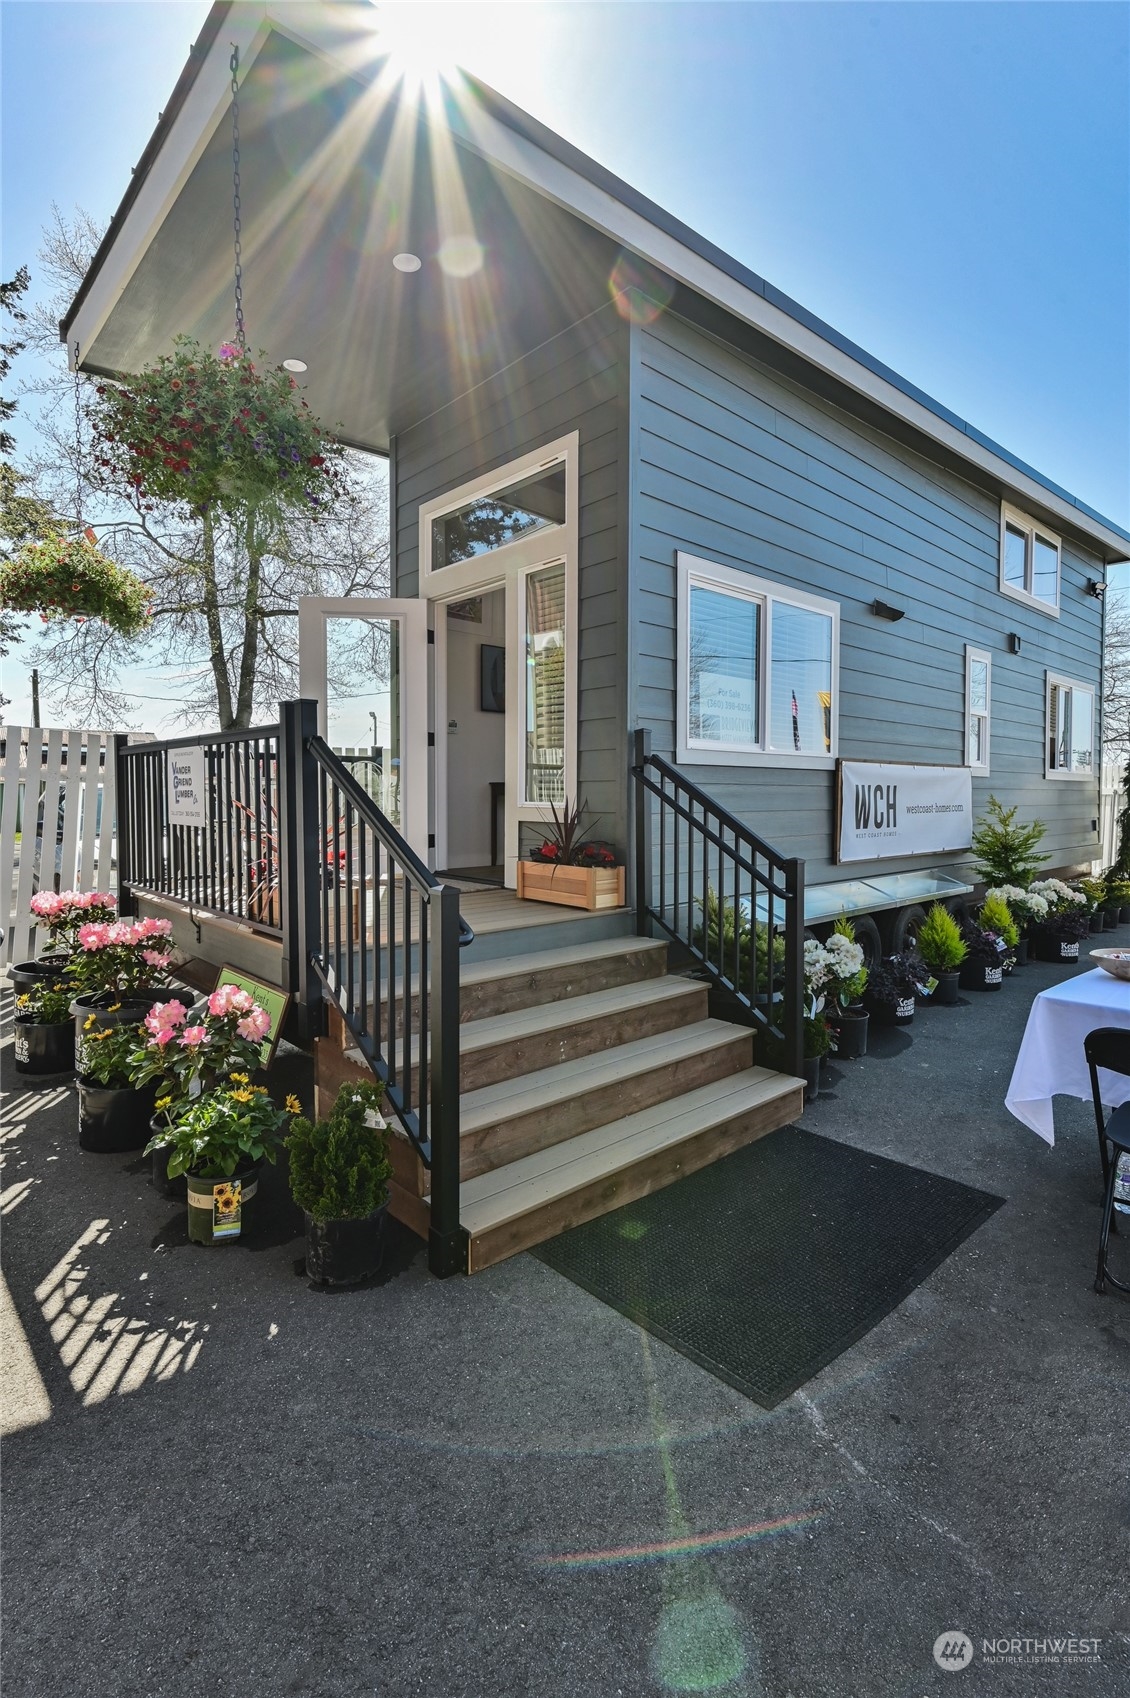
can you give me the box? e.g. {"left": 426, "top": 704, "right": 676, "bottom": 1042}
{"left": 1086, "top": 578, "right": 1106, "bottom": 599}
{"left": 870, "top": 599, "right": 905, "bottom": 621}
{"left": 281, "top": 358, "right": 307, "bottom": 373}
{"left": 393, "top": 252, "right": 422, "bottom": 272}
{"left": 1008, "top": 632, "right": 1022, "bottom": 655}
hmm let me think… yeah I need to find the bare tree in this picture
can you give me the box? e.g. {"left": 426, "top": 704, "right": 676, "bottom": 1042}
{"left": 1103, "top": 589, "right": 1130, "bottom": 762}
{"left": 19, "top": 207, "right": 389, "bottom": 728}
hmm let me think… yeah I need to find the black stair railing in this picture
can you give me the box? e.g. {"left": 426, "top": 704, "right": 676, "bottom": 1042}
{"left": 281, "top": 701, "right": 469, "bottom": 1277}
{"left": 631, "top": 728, "right": 804, "bottom": 1079}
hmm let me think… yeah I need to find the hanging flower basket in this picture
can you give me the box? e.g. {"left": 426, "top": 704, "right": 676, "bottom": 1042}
{"left": 0, "top": 529, "right": 151, "bottom": 637}
{"left": 91, "top": 337, "right": 346, "bottom": 515}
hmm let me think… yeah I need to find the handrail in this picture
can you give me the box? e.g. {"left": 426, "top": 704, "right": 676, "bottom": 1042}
{"left": 631, "top": 728, "right": 804, "bottom": 1080}
{"left": 299, "top": 719, "right": 467, "bottom": 1277}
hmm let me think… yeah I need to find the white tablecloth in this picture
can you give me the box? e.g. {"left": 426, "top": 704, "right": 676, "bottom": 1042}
{"left": 1006, "top": 968, "right": 1130, "bottom": 1143}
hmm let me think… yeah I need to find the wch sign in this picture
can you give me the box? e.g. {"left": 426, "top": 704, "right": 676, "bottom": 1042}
{"left": 837, "top": 761, "right": 973, "bottom": 863}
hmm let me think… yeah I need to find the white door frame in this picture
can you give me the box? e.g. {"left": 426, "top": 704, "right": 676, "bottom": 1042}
{"left": 419, "top": 432, "right": 579, "bottom": 886}
{"left": 297, "top": 595, "right": 430, "bottom": 853}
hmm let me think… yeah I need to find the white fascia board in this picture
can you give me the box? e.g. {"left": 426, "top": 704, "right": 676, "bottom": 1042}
{"left": 66, "top": 5, "right": 279, "bottom": 367}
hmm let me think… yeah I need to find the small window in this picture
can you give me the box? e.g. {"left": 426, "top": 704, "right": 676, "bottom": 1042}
{"left": 678, "top": 555, "right": 838, "bottom": 764}
{"left": 965, "top": 647, "right": 991, "bottom": 772}
{"left": 523, "top": 562, "right": 567, "bottom": 804}
{"left": 1046, "top": 673, "right": 1095, "bottom": 778}
{"left": 1000, "top": 505, "right": 1060, "bottom": 613}
{"left": 432, "top": 463, "right": 566, "bottom": 568}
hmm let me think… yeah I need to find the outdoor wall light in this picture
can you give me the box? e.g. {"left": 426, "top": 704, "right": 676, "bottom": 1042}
{"left": 393, "top": 252, "right": 422, "bottom": 272}
{"left": 870, "top": 599, "right": 905, "bottom": 621}
{"left": 281, "top": 358, "right": 307, "bottom": 373}
{"left": 1008, "top": 633, "right": 1022, "bottom": 655}
{"left": 1086, "top": 578, "right": 1107, "bottom": 599}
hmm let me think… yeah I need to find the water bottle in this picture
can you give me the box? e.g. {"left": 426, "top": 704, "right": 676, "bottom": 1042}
{"left": 1114, "top": 1152, "right": 1130, "bottom": 1217}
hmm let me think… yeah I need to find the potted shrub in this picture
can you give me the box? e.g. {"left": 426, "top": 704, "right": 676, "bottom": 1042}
{"left": 1027, "top": 880, "right": 1090, "bottom": 962}
{"left": 959, "top": 922, "right": 1006, "bottom": 992}
{"left": 516, "top": 797, "right": 625, "bottom": 912}
{"left": 67, "top": 916, "right": 175, "bottom": 1064}
{"left": 695, "top": 889, "right": 785, "bottom": 1009}
{"left": 77, "top": 1013, "right": 157, "bottom": 1152}
{"left": 916, "top": 903, "right": 966, "bottom": 1005}
{"left": 821, "top": 917, "right": 869, "bottom": 1058}
{"left": 144, "top": 1083, "right": 294, "bottom": 1245}
{"left": 801, "top": 1014, "right": 832, "bottom": 1102}
{"left": 971, "top": 795, "right": 1048, "bottom": 888}
{"left": 983, "top": 885, "right": 1048, "bottom": 963}
{"left": 1105, "top": 875, "right": 1130, "bottom": 926}
{"left": 10, "top": 888, "right": 117, "bottom": 994}
{"left": 127, "top": 988, "right": 271, "bottom": 1194}
{"left": 1074, "top": 877, "right": 1107, "bottom": 935}
{"left": 865, "top": 954, "right": 929, "bottom": 1025}
{"left": 287, "top": 1081, "right": 393, "bottom": 1284}
{"left": 978, "top": 893, "right": 1020, "bottom": 972}
{"left": 13, "top": 979, "right": 76, "bottom": 1075}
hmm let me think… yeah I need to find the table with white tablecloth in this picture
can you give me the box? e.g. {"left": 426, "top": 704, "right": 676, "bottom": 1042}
{"left": 1005, "top": 968, "right": 1130, "bottom": 1143}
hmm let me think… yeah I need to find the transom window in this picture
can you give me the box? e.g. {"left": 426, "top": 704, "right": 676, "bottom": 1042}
{"left": 431, "top": 463, "right": 566, "bottom": 569}
{"left": 1000, "top": 504, "right": 1060, "bottom": 613}
{"left": 965, "top": 646, "right": 991, "bottom": 772}
{"left": 678, "top": 555, "right": 838, "bottom": 766}
{"left": 1046, "top": 673, "right": 1094, "bottom": 778}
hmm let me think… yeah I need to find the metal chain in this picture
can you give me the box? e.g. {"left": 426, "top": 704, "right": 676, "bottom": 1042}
{"left": 73, "top": 339, "right": 84, "bottom": 529}
{"left": 230, "top": 45, "right": 245, "bottom": 349}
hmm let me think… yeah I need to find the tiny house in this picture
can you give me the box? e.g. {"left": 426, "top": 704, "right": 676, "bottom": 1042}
{"left": 59, "top": 3, "right": 1130, "bottom": 1268}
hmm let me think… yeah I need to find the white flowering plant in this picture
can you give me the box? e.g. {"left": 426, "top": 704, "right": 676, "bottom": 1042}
{"left": 1028, "top": 879, "right": 1088, "bottom": 915}
{"left": 984, "top": 884, "right": 1049, "bottom": 924}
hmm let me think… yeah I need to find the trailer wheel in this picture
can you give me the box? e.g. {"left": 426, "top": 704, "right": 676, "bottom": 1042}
{"left": 883, "top": 904, "right": 927, "bottom": 955}
{"left": 851, "top": 914, "right": 883, "bottom": 972}
{"left": 944, "top": 896, "right": 971, "bottom": 928}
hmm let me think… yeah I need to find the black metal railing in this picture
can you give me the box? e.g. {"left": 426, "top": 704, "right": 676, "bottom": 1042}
{"left": 293, "top": 704, "right": 468, "bottom": 1277}
{"left": 115, "top": 723, "right": 282, "bottom": 933}
{"left": 631, "top": 728, "right": 804, "bottom": 1079}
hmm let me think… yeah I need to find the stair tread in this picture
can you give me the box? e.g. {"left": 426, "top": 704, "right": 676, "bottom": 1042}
{"left": 459, "top": 935, "right": 667, "bottom": 988}
{"left": 446, "top": 1069, "right": 799, "bottom": 1230}
{"left": 344, "top": 973, "right": 704, "bottom": 1073}
{"left": 459, "top": 1019, "right": 750, "bottom": 1131}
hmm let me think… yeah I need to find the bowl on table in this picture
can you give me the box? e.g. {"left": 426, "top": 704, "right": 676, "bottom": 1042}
{"left": 1090, "top": 949, "right": 1130, "bottom": 981}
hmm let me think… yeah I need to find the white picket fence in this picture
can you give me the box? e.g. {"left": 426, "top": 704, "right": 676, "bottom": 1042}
{"left": 0, "top": 726, "right": 131, "bottom": 967}
{"left": 1099, "top": 762, "right": 1125, "bottom": 873}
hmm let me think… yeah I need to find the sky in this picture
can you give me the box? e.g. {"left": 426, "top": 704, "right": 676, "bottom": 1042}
{"left": 2, "top": 0, "right": 1128, "bottom": 730}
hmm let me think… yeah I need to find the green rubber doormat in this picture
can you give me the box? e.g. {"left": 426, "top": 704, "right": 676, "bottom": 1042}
{"left": 532, "top": 1126, "right": 1004, "bottom": 1408}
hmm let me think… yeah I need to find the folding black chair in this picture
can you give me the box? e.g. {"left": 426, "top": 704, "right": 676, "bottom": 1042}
{"left": 1084, "top": 1027, "right": 1130, "bottom": 1295}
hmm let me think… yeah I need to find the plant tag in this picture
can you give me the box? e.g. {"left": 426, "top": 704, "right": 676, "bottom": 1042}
{"left": 211, "top": 1179, "right": 242, "bottom": 1240}
{"left": 363, "top": 1109, "right": 387, "bottom": 1131}
{"left": 995, "top": 938, "right": 1008, "bottom": 954}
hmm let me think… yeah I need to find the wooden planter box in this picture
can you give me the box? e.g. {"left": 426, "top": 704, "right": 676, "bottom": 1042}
{"left": 516, "top": 859, "right": 625, "bottom": 912}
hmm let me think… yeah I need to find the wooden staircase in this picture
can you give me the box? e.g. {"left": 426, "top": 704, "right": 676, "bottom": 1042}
{"left": 315, "top": 931, "right": 803, "bottom": 1273}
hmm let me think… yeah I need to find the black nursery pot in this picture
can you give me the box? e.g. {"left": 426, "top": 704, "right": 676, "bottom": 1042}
{"left": 148, "top": 1120, "right": 186, "bottom": 1200}
{"left": 1031, "top": 930, "right": 1081, "bottom": 964}
{"left": 72, "top": 993, "right": 164, "bottom": 1072}
{"left": 867, "top": 994, "right": 915, "bottom": 1027}
{"left": 1012, "top": 937, "right": 1030, "bottom": 967}
{"left": 305, "top": 1206, "right": 388, "bottom": 1286}
{"left": 13, "top": 1017, "right": 76, "bottom": 1075}
{"left": 930, "top": 969, "right": 961, "bottom": 1006}
{"left": 1103, "top": 906, "right": 1122, "bottom": 931}
{"left": 1089, "top": 912, "right": 1105, "bottom": 935}
{"left": 959, "top": 959, "right": 1003, "bottom": 992}
{"left": 833, "top": 1009, "right": 869, "bottom": 1058}
{"left": 9, "top": 955, "right": 70, "bottom": 997}
{"left": 77, "top": 1079, "right": 158, "bottom": 1153}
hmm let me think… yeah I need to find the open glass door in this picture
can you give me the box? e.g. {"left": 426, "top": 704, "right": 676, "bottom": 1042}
{"left": 297, "top": 597, "right": 430, "bottom": 859}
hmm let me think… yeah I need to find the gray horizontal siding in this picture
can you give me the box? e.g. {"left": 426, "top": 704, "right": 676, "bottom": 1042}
{"left": 396, "top": 303, "right": 631, "bottom": 857}
{"left": 631, "top": 312, "right": 1104, "bottom": 884}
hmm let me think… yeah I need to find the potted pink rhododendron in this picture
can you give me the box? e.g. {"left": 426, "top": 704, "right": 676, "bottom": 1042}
{"left": 11, "top": 889, "right": 118, "bottom": 996}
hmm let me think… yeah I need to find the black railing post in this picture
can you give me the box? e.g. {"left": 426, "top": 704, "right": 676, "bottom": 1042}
{"left": 783, "top": 855, "right": 805, "bottom": 1079}
{"left": 428, "top": 881, "right": 466, "bottom": 1277}
{"left": 632, "top": 727, "right": 652, "bottom": 936}
{"left": 112, "top": 733, "right": 137, "bottom": 917}
{"left": 279, "top": 698, "right": 324, "bottom": 1043}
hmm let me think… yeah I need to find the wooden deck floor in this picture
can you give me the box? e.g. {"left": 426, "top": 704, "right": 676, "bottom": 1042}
{"left": 456, "top": 886, "right": 628, "bottom": 936}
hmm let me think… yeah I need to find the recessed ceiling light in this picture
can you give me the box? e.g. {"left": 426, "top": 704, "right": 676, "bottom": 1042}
{"left": 282, "top": 358, "right": 307, "bottom": 373}
{"left": 393, "top": 252, "right": 422, "bottom": 272}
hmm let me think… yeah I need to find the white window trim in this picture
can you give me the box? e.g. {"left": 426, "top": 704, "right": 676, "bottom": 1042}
{"left": 1045, "top": 670, "right": 1096, "bottom": 781}
{"left": 419, "top": 433, "right": 575, "bottom": 598}
{"left": 964, "top": 645, "right": 991, "bottom": 774}
{"left": 418, "top": 435, "right": 579, "bottom": 857}
{"left": 999, "top": 503, "right": 1061, "bottom": 617}
{"left": 676, "top": 552, "right": 839, "bottom": 769}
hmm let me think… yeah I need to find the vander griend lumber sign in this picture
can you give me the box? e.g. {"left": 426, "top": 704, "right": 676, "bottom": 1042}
{"left": 836, "top": 761, "right": 973, "bottom": 863}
